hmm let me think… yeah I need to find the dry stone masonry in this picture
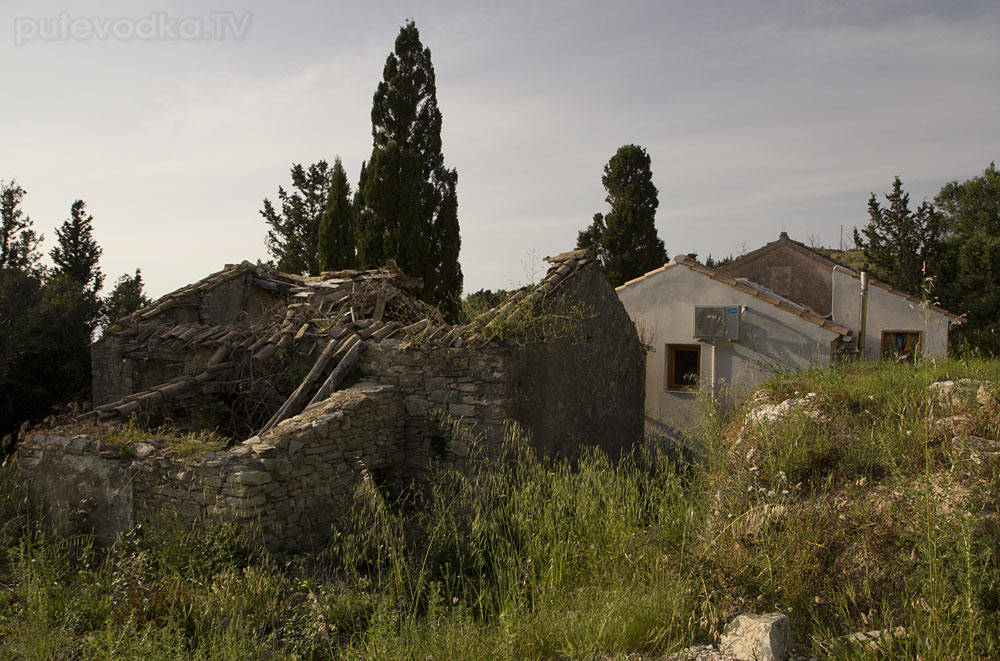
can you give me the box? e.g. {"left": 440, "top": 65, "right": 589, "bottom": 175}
{"left": 16, "top": 250, "right": 645, "bottom": 548}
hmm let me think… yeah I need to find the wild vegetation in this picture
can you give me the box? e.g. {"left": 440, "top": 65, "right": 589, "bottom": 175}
{"left": 853, "top": 164, "right": 1000, "bottom": 353}
{"left": 0, "top": 182, "right": 150, "bottom": 439}
{"left": 3, "top": 358, "right": 1000, "bottom": 659}
{"left": 263, "top": 21, "right": 463, "bottom": 321}
{"left": 576, "top": 144, "right": 668, "bottom": 288}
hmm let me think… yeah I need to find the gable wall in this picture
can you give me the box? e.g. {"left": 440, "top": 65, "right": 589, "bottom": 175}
{"left": 92, "top": 279, "right": 286, "bottom": 407}
{"left": 509, "top": 264, "right": 645, "bottom": 461}
{"left": 831, "top": 269, "right": 951, "bottom": 358}
{"left": 719, "top": 244, "right": 834, "bottom": 315}
{"left": 361, "top": 264, "right": 646, "bottom": 464}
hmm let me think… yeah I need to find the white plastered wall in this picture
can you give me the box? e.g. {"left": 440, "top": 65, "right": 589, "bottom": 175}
{"left": 830, "top": 269, "right": 952, "bottom": 359}
{"left": 617, "top": 265, "right": 842, "bottom": 441}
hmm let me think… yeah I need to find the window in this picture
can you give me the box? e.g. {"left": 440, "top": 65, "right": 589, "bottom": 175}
{"left": 666, "top": 344, "right": 701, "bottom": 391}
{"left": 881, "top": 331, "right": 921, "bottom": 362}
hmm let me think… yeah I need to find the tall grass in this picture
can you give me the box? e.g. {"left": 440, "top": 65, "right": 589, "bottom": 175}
{"left": 2, "top": 359, "right": 1000, "bottom": 658}
{"left": 323, "top": 430, "right": 708, "bottom": 659}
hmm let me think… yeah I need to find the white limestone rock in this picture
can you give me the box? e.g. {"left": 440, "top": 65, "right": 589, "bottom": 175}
{"left": 745, "top": 397, "right": 821, "bottom": 425}
{"left": 721, "top": 612, "right": 793, "bottom": 661}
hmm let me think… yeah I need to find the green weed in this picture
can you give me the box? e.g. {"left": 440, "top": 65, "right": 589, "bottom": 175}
{"left": 3, "top": 359, "right": 1000, "bottom": 658}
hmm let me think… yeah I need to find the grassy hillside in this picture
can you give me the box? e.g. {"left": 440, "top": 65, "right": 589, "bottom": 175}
{"left": 2, "top": 359, "right": 1000, "bottom": 659}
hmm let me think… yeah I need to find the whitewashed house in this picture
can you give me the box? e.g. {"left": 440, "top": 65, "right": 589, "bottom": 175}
{"left": 617, "top": 233, "right": 963, "bottom": 440}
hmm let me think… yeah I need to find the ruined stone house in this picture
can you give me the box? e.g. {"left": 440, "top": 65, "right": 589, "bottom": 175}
{"left": 17, "top": 250, "right": 644, "bottom": 548}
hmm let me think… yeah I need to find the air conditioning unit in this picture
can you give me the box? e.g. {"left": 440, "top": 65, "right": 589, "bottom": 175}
{"left": 694, "top": 305, "right": 741, "bottom": 341}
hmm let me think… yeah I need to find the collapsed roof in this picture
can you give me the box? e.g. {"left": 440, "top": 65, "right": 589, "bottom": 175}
{"left": 88, "top": 250, "right": 597, "bottom": 437}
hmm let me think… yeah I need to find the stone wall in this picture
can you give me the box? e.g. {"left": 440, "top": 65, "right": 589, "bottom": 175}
{"left": 361, "top": 263, "right": 645, "bottom": 465}
{"left": 361, "top": 339, "right": 509, "bottom": 481}
{"left": 509, "top": 262, "right": 645, "bottom": 461}
{"left": 91, "top": 336, "right": 139, "bottom": 406}
{"left": 17, "top": 382, "right": 405, "bottom": 550}
{"left": 28, "top": 256, "right": 647, "bottom": 549}
{"left": 25, "top": 299, "right": 645, "bottom": 549}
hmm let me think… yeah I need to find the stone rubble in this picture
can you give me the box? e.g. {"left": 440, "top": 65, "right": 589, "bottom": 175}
{"left": 927, "top": 379, "right": 994, "bottom": 409}
{"left": 666, "top": 612, "right": 815, "bottom": 661}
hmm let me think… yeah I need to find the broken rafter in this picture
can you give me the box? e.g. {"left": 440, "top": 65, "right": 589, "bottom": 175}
{"left": 258, "top": 337, "right": 341, "bottom": 434}
{"left": 252, "top": 276, "right": 296, "bottom": 292}
{"left": 306, "top": 334, "right": 365, "bottom": 407}
{"left": 385, "top": 283, "right": 424, "bottom": 320}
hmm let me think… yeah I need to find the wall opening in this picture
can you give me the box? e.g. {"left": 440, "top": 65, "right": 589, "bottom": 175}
{"left": 881, "top": 331, "right": 921, "bottom": 362}
{"left": 666, "top": 343, "right": 701, "bottom": 391}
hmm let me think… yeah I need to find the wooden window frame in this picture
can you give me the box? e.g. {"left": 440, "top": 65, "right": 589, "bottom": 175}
{"left": 880, "top": 330, "right": 922, "bottom": 362}
{"left": 666, "top": 343, "right": 701, "bottom": 392}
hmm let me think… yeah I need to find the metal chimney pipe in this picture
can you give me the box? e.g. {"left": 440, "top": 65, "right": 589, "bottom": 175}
{"left": 859, "top": 271, "right": 869, "bottom": 359}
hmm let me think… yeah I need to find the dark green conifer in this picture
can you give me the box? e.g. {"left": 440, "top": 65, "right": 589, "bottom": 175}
{"left": 853, "top": 176, "right": 943, "bottom": 296}
{"left": 577, "top": 144, "right": 667, "bottom": 287}
{"left": 101, "top": 269, "right": 152, "bottom": 328}
{"left": 261, "top": 161, "right": 332, "bottom": 276}
{"left": 356, "top": 21, "right": 462, "bottom": 319}
{"left": 0, "top": 180, "right": 41, "bottom": 273}
{"left": 51, "top": 199, "right": 104, "bottom": 306}
{"left": 318, "top": 158, "right": 356, "bottom": 272}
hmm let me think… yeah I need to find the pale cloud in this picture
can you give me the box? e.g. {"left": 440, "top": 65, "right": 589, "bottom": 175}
{"left": 1, "top": 1, "right": 997, "bottom": 299}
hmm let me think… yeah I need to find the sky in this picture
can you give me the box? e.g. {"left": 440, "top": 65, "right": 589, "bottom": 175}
{"left": 3, "top": 0, "right": 999, "bottom": 300}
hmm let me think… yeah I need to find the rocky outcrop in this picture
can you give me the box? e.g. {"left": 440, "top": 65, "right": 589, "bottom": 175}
{"left": 667, "top": 612, "right": 813, "bottom": 661}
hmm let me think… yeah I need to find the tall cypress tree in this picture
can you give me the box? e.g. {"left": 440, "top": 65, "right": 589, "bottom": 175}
{"left": 318, "top": 158, "right": 356, "bottom": 272}
{"left": 577, "top": 144, "right": 667, "bottom": 287}
{"left": 356, "top": 21, "right": 463, "bottom": 319}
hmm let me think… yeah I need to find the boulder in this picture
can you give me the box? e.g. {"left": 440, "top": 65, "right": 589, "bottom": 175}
{"left": 745, "top": 396, "right": 822, "bottom": 425}
{"left": 928, "top": 379, "right": 994, "bottom": 409}
{"left": 721, "top": 612, "right": 793, "bottom": 661}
